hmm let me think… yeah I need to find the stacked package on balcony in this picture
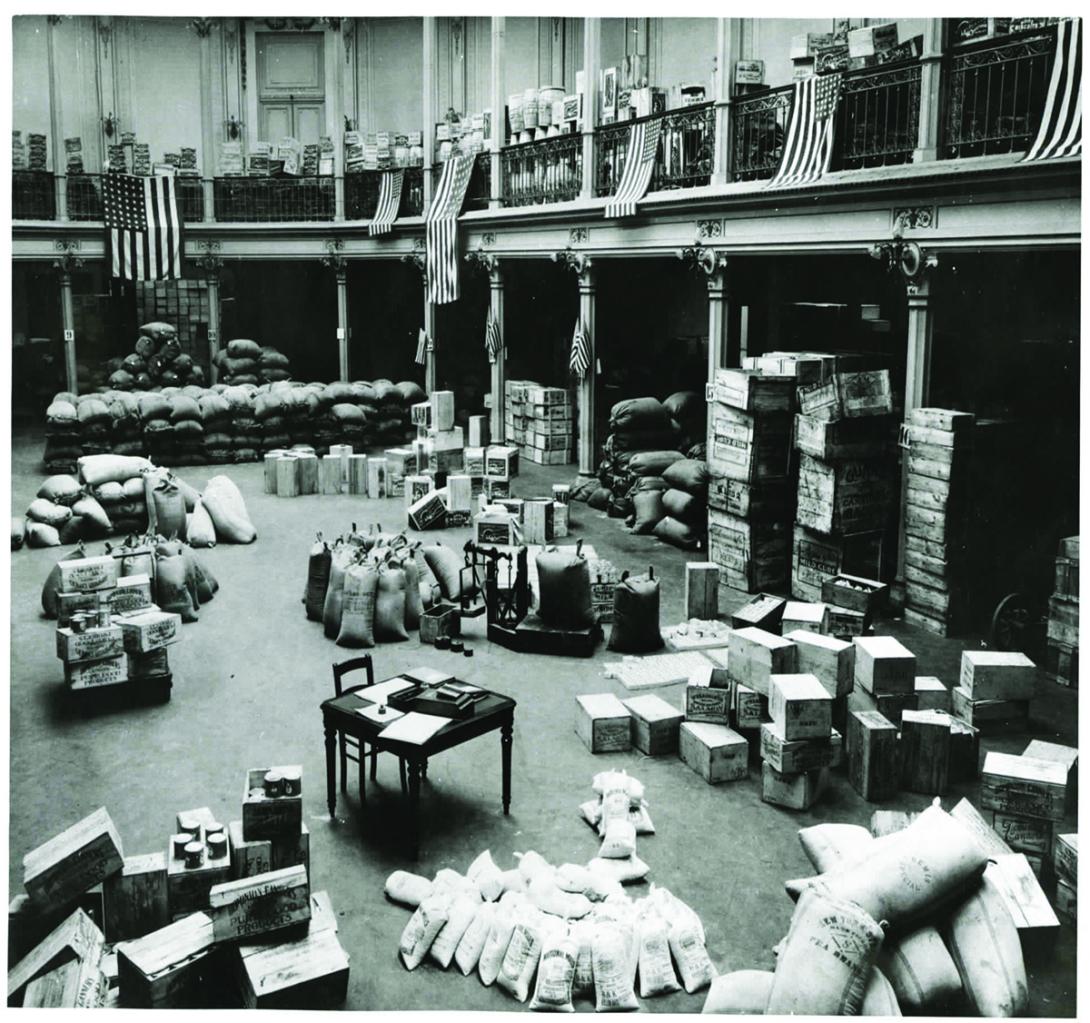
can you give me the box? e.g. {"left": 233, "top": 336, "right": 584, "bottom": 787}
{"left": 1046, "top": 536, "right": 1079, "bottom": 686}
{"left": 27, "top": 132, "right": 48, "bottom": 171}
{"left": 903, "top": 408, "right": 974, "bottom": 636}
{"left": 13, "top": 130, "right": 28, "bottom": 170}
{"left": 706, "top": 367, "right": 795, "bottom": 596}
{"left": 595, "top": 397, "right": 683, "bottom": 520}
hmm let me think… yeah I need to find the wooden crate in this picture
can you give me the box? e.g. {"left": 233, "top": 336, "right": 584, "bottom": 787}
{"left": 55, "top": 624, "right": 124, "bottom": 664}
{"left": 116, "top": 912, "right": 217, "bottom": 1008}
{"left": 769, "top": 673, "right": 832, "bottom": 740}
{"left": 1022, "top": 740, "right": 1077, "bottom": 810}
{"left": 22, "top": 955, "right": 107, "bottom": 1008}
{"left": 1047, "top": 596, "right": 1079, "bottom": 648}
{"left": 108, "top": 574, "right": 154, "bottom": 615}
{"left": 960, "top": 650, "right": 1036, "bottom": 702}
{"left": 128, "top": 647, "right": 170, "bottom": 681}
{"left": 63, "top": 653, "right": 127, "bottom": 691}
{"left": 913, "top": 675, "right": 951, "bottom": 712}
{"left": 992, "top": 812, "right": 1052, "bottom": 856}
{"left": 853, "top": 636, "right": 916, "bottom": 695}
{"left": 685, "top": 562, "right": 719, "bottom": 620}
{"left": 1054, "top": 833, "right": 1077, "bottom": 886}
{"left": 367, "top": 458, "right": 389, "bottom": 499}
{"left": 56, "top": 590, "right": 100, "bottom": 626}
{"left": 761, "top": 763, "right": 828, "bottom": 810}
{"left": 797, "top": 370, "right": 892, "bottom": 421}
{"left": 114, "top": 609, "right": 182, "bottom": 654}
{"left": 825, "top": 604, "right": 868, "bottom": 638}
{"left": 679, "top": 721, "right": 748, "bottom": 783}
{"left": 730, "top": 593, "right": 786, "bottom": 633}
{"left": 242, "top": 767, "right": 304, "bottom": 841}
{"left": 899, "top": 709, "right": 950, "bottom": 795}
{"left": 622, "top": 695, "right": 684, "bottom": 755}
{"left": 847, "top": 710, "right": 899, "bottom": 802}
{"left": 707, "top": 368, "right": 795, "bottom": 412}
{"left": 784, "top": 629, "right": 854, "bottom": 697}
{"left": 780, "top": 601, "right": 828, "bottom": 636}
{"left": 237, "top": 926, "right": 350, "bottom": 1009}
{"left": 23, "top": 807, "right": 124, "bottom": 913}
{"left": 574, "top": 694, "right": 631, "bottom": 753}
{"left": 8, "top": 907, "right": 104, "bottom": 1003}
{"left": 794, "top": 413, "right": 892, "bottom": 460}
{"left": 296, "top": 453, "right": 319, "bottom": 495}
{"left": 733, "top": 682, "right": 766, "bottom": 730}
{"left": 728, "top": 626, "right": 798, "bottom": 697}
{"left": 319, "top": 454, "right": 343, "bottom": 495}
{"left": 485, "top": 445, "right": 519, "bottom": 479}
{"left": 951, "top": 686, "right": 1029, "bottom": 733}
{"left": 58, "top": 554, "right": 120, "bottom": 594}
{"left": 209, "top": 865, "right": 310, "bottom": 943}
{"left": 760, "top": 722, "right": 840, "bottom": 774}
{"left": 430, "top": 390, "right": 455, "bottom": 431}
{"left": 791, "top": 525, "right": 882, "bottom": 602}
{"left": 949, "top": 797, "right": 1012, "bottom": 858}
{"left": 1054, "top": 877, "right": 1077, "bottom": 921}
{"left": 347, "top": 454, "right": 368, "bottom": 495}
{"left": 796, "top": 454, "right": 891, "bottom": 535}
{"left": 522, "top": 500, "right": 554, "bottom": 545}
{"left": 685, "top": 680, "right": 732, "bottom": 725}
{"left": 981, "top": 752, "right": 1067, "bottom": 822}
{"left": 467, "top": 415, "right": 489, "bottom": 447}
{"left": 228, "top": 820, "right": 273, "bottom": 880}
{"left": 270, "top": 823, "right": 311, "bottom": 876}
{"left": 948, "top": 714, "right": 981, "bottom": 782}
{"left": 275, "top": 455, "right": 300, "bottom": 498}
{"left": 411, "top": 400, "right": 431, "bottom": 428}
{"left": 707, "top": 474, "right": 791, "bottom": 520}
{"left": 847, "top": 686, "right": 918, "bottom": 727}
{"left": 166, "top": 839, "right": 231, "bottom": 918}
{"left": 820, "top": 573, "right": 888, "bottom": 615}
{"left": 408, "top": 489, "right": 447, "bottom": 531}
{"left": 102, "top": 852, "right": 169, "bottom": 942}
{"left": 707, "top": 403, "right": 792, "bottom": 482}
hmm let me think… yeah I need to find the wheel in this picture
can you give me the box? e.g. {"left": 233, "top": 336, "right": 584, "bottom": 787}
{"left": 990, "top": 592, "right": 1029, "bottom": 651}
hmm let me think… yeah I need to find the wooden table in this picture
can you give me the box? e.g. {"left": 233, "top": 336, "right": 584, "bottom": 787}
{"left": 321, "top": 680, "right": 516, "bottom": 858}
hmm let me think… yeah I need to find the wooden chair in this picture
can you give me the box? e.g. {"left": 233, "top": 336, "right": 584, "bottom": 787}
{"left": 332, "top": 656, "right": 409, "bottom": 798}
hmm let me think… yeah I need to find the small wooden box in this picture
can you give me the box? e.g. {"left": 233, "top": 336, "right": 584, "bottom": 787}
{"left": 992, "top": 812, "right": 1052, "bottom": 856}
{"left": 237, "top": 925, "right": 350, "bottom": 1009}
{"left": 848, "top": 685, "right": 918, "bottom": 727}
{"left": 522, "top": 499, "right": 554, "bottom": 545}
{"left": 128, "top": 647, "right": 170, "bottom": 680}
{"left": 981, "top": 752, "right": 1067, "bottom": 822}
{"left": 709, "top": 368, "right": 795, "bottom": 412}
{"left": 404, "top": 475, "right": 434, "bottom": 511}
{"left": 474, "top": 511, "right": 519, "bottom": 547}
{"left": 679, "top": 721, "right": 748, "bottom": 783}
{"left": 56, "top": 624, "right": 124, "bottom": 664}
{"left": 347, "top": 454, "right": 368, "bottom": 495}
{"left": 784, "top": 629, "right": 854, "bottom": 697}
{"left": 761, "top": 763, "right": 829, "bottom": 810}
{"left": 108, "top": 574, "right": 154, "bottom": 615}
{"left": 685, "top": 679, "right": 732, "bottom": 725}
{"left": 900, "top": 709, "right": 950, "bottom": 795}
{"left": 730, "top": 593, "right": 786, "bottom": 633}
{"left": 780, "top": 601, "right": 828, "bottom": 636}
{"left": 483, "top": 476, "right": 511, "bottom": 500}
{"left": 463, "top": 447, "right": 486, "bottom": 475}
{"left": 985, "top": 854, "right": 1060, "bottom": 941}
{"left": 468, "top": 415, "right": 489, "bottom": 448}
{"left": 853, "top": 636, "right": 916, "bottom": 695}
{"left": 114, "top": 609, "right": 182, "bottom": 653}
{"left": 914, "top": 675, "right": 951, "bottom": 712}
{"left": 8, "top": 907, "right": 104, "bottom": 1003}
{"left": 116, "top": 911, "right": 216, "bottom": 1008}
{"left": 485, "top": 445, "right": 519, "bottom": 479}
{"left": 951, "top": 687, "right": 1029, "bottom": 732}
{"left": 228, "top": 820, "right": 273, "bottom": 880}
{"left": 825, "top": 604, "right": 868, "bottom": 638}
{"left": 760, "top": 722, "right": 840, "bottom": 774}
{"left": 685, "top": 563, "right": 720, "bottom": 621}
{"left": 103, "top": 852, "right": 169, "bottom": 942}
{"left": 769, "top": 673, "right": 832, "bottom": 740}
{"left": 728, "top": 627, "right": 798, "bottom": 697}
{"left": 22, "top": 955, "right": 107, "bottom": 1008}
{"left": 622, "top": 694, "right": 684, "bottom": 755}
{"left": 1054, "top": 877, "right": 1077, "bottom": 921}
{"left": 166, "top": 840, "right": 231, "bottom": 918}
{"left": 270, "top": 823, "right": 310, "bottom": 876}
{"left": 1023, "top": 740, "right": 1077, "bottom": 811}
{"left": 821, "top": 573, "right": 888, "bottom": 614}
{"left": 319, "top": 455, "right": 343, "bottom": 495}
{"left": 446, "top": 474, "right": 473, "bottom": 514}
{"left": 243, "top": 767, "right": 304, "bottom": 841}
{"left": 430, "top": 390, "right": 455, "bottom": 432}
{"left": 58, "top": 554, "right": 120, "bottom": 594}
{"left": 733, "top": 683, "right": 766, "bottom": 729}
{"left": 1054, "top": 833, "right": 1077, "bottom": 886}
{"left": 23, "top": 807, "right": 124, "bottom": 913}
{"left": 575, "top": 694, "right": 631, "bottom": 753}
{"left": 276, "top": 455, "right": 300, "bottom": 498}
{"left": 411, "top": 400, "right": 431, "bottom": 428}
{"left": 296, "top": 453, "right": 319, "bottom": 496}
{"left": 209, "top": 865, "right": 310, "bottom": 943}
{"left": 367, "top": 457, "right": 388, "bottom": 499}
{"left": 847, "top": 710, "right": 899, "bottom": 802}
{"left": 408, "top": 489, "right": 447, "bottom": 531}
{"left": 420, "top": 604, "right": 461, "bottom": 644}
{"left": 960, "top": 651, "right": 1036, "bottom": 702}
{"left": 56, "top": 590, "right": 99, "bottom": 626}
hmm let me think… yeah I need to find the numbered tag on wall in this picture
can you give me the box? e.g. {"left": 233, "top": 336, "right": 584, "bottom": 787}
{"left": 336, "top": 327, "right": 346, "bottom": 340}
{"left": 63, "top": 329, "right": 75, "bottom": 342}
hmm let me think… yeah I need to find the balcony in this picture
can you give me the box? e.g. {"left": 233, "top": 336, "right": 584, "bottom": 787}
{"left": 837, "top": 61, "right": 922, "bottom": 170}
{"left": 431, "top": 152, "right": 491, "bottom": 214}
{"left": 212, "top": 176, "right": 335, "bottom": 222}
{"left": 942, "top": 29, "right": 1056, "bottom": 159}
{"left": 731, "top": 86, "right": 792, "bottom": 181}
{"left": 500, "top": 133, "right": 583, "bottom": 207}
{"left": 66, "top": 173, "right": 103, "bottom": 221}
{"left": 176, "top": 177, "right": 205, "bottom": 223}
{"left": 344, "top": 171, "right": 382, "bottom": 221}
{"left": 595, "top": 102, "right": 716, "bottom": 198}
{"left": 13, "top": 171, "right": 56, "bottom": 220}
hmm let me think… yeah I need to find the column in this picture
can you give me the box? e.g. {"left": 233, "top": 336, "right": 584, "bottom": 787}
{"left": 489, "top": 264, "right": 505, "bottom": 440}
{"left": 46, "top": 16, "right": 67, "bottom": 220}
{"left": 423, "top": 17, "right": 437, "bottom": 208}
{"left": 197, "top": 23, "right": 216, "bottom": 222}
{"left": 206, "top": 273, "right": 222, "bottom": 383}
{"left": 423, "top": 299, "right": 437, "bottom": 393}
{"left": 489, "top": 17, "right": 505, "bottom": 209}
{"left": 711, "top": 19, "right": 741, "bottom": 185}
{"left": 706, "top": 264, "right": 728, "bottom": 381}
{"left": 336, "top": 268, "right": 350, "bottom": 381}
{"left": 577, "top": 264, "right": 597, "bottom": 475}
{"left": 59, "top": 270, "right": 77, "bottom": 394}
{"left": 331, "top": 25, "right": 347, "bottom": 222}
{"left": 914, "top": 19, "right": 945, "bottom": 164}
{"left": 580, "top": 18, "right": 600, "bottom": 202}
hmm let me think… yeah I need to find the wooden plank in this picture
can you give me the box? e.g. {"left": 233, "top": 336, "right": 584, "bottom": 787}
{"left": 949, "top": 797, "right": 1013, "bottom": 858}
{"left": 981, "top": 752, "right": 1067, "bottom": 822}
{"left": 22, "top": 956, "right": 107, "bottom": 1008}
{"left": 985, "top": 854, "right": 1060, "bottom": 941}
{"left": 574, "top": 694, "right": 631, "bottom": 753}
{"left": 23, "top": 808, "right": 124, "bottom": 913}
{"left": 102, "top": 852, "right": 169, "bottom": 942}
{"left": 899, "top": 709, "right": 950, "bottom": 795}
{"left": 847, "top": 710, "right": 899, "bottom": 802}
{"left": 208, "top": 866, "right": 310, "bottom": 943}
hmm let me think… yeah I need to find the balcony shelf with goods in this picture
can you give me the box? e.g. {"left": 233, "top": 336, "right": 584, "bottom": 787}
{"left": 500, "top": 134, "right": 583, "bottom": 208}
{"left": 731, "top": 86, "right": 792, "bottom": 182}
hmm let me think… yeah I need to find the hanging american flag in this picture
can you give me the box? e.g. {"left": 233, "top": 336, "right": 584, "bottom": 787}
{"left": 368, "top": 168, "right": 405, "bottom": 236}
{"left": 104, "top": 173, "right": 182, "bottom": 281}
{"left": 569, "top": 318, "right": 591, "bottom": 378}
{"left": 768, "top": 72, "right": 843, "bottom": 189}
{"left": 1023, "top": 18, "right": 1082, "bottom": 161}
{"left": 415, "top": 328, "right": 429, "bottom": 366}
{"left": 484, "top": 311, "right": 502, "bottom": 363}
{"left": 426, "top": 153, "right": 475, "bottom": 304}
{"left": 604, "top": 118, "right": 662, "bottom": 218}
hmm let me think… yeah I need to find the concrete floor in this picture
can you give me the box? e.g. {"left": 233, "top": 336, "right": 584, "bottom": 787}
{"left": 7, "top": 426, "right": 1078, "bottom": 1014}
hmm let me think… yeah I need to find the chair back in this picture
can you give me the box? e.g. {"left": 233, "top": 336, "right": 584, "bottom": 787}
{"left": 332, "top": 655, "right": 375, "bottom": 697}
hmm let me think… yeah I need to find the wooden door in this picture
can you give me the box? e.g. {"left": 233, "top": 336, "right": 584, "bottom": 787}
{"left": 256, "top": 32, "right": 326, "bottom": 143}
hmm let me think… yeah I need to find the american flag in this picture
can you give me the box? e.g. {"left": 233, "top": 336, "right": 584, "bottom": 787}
{"left": 104, "top": 173, "right": 182, "bottom": 280}
{"left": 1024, "top": 18, "right": 1082, "bottom": 161}
{"left": 604, "top": 118, "right": 662, "bottom": 218}
{"left": 368, "top": 168, "right": 404, "bottom": 236}
{"left": 484, "top": 312, "right": 502, "bottom": 362}
{"left": 415, "top": 328, "right": 429, "bottom": 366}
{"left": 569, "top": 318, "right": 591, "bottom": 378}
{"left": 426, "top": 153, "right": 475, "bottom": 304}
{"left": 768, "top": 72, "right": 843, "bottom": 189}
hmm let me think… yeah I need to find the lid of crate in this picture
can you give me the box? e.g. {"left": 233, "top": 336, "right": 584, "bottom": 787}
{"left": 784, "top": 629, "right": 851, "bottom": 652}
{"left": 854, "top": 635, "right": 914, "bottom": 658}
{"left": 962, "top": 650, "right": 1035, "bottom": 669}
{"left": 577, "top": 693, "right": 629, "bottom": 717}
{"left": 622, "top": 694, "right": 683, "bottom": 723}
{"left": 783, "top": 601, "right": 826, "bottom": 624}
{"left": 1022, "top": 740, "right": 1078, "bottom": 771}
{"left": 914, "top": 675, "right": 947, "bottom": 693}
{"left": 982, "top": 751, "right": 1067, "bottom": 786}
{"left": 770, "top": 673, "right": 830, "bottom": 701}
{"left": 733, "top": 626, "right": 795, "bottom": 649}
{"left": 681, "top": 720, "right": 745, "bottom": 747}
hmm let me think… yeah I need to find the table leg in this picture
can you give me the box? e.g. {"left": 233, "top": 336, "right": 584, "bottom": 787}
{"left": 358, "top": 744, "right": 366, "bottom": 808}
{"left": 325, "top": 722, "right": 337, "bottom": 820}
{"left": 407, "top": 759, "right": 422, "bottom": 859}
{"left": 501, "top": 718, "right": 513, "bottom": 816}
{"left": 421, "top": 759, "right": 428, "bottom": 781}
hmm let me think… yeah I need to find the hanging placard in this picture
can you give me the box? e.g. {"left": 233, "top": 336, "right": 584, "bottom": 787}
{"left": 336, "top": 327, "right": 346, "bottom": 340}
{"left": 63, "top": 329, "right": 75, "bottom": 342}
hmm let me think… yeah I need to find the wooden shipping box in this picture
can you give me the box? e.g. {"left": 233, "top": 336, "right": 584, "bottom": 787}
{"left": 237, "top": 924, "right": 349, "bottom": 1009}
{"left": 522, "top": 499, "right": 554, "bottom": 545}
{"left": 899, "top": 709, "right": 950, "bottom": 795}
{"left": 319, "top": 454, "right": 343, "bottom": 495}
{"left": 270, "top": 822, "right": 311, "bottom": 876}
{"left": 853, "top": 636, "right": 916, "bottom": 695}
{"left": 113, "top": 609, "right": 182, "bottom": 654}
{"left": 913, "top": 675, "right": 951, "bottom": 712}
{"left": 7, "top": 891, "right": 103, "bottom": 969}
{"left": 242, "top": 767, "right": 304, "bottom": 841}
{"left": 707, "top": 474, "right": 791, "bottom": 520}
{"left": 1054, "top": 833, "right": 1077, "bottom": 886}
{"left": 760, "top": 722, "right": 841, "bottom": 774}
{"left": 794, "top": 412, "right": 892, "bottom": 460}
{"left": 950, "top": 798, "right": 1013, "bottom": 859}
{"left": 761, "top": 763, "right": 828, "bottom": 810}
{"left": 8, "top": 907, "right": 105, "bottom": 1003}
{"left": 825, "top": 604, "right": 868, "bottom": 638}
{"left": 58, "top": 554, "right": 120, "bottom": 594}
{"left": 985, "top": 854, "right": 1060, "bottom": 942}
{"left": 429, "top": 390, "right": 455, "bottom": 431}
{"left": 408, "top": 489, "right": 447, "bottom": 531}
{"left": 23, "top": 807, "right": 124, "bottom": 913}
{"left": 208, "top": 865, "right": 310, "bottom": 943}
{"left": 797, "top": 370, "right": 892, "bottom": 422}
{"left": 64, "top": 653, "right": 129, "bottom": 690}
{"left": 947, "top": 714, "right": 981, "bottom": 782}
{"left": 685, "top": 562, "right": 720, "bottom": 621}
{"left": 847, "top": 685, "right": 917, "bottom": 727}
{"left": 820, "top": 573, "right": 888, "bottom": 615}
{"left": 275, "top": 455, "right": 301, "bottom": 497}
{"left": 228, "top": 820, "right": 272, "bottom": 880}
{"left": 679, "top": 721, "right": 748, "bottom": 783}
{"left": 780, "top": 600, "right": 828, "bottom": 636}
{"left": 55, "top": 624, "right": 124, "bottom": 664}
{"left": 485, "top": 445, "right": 519, "bottom": 479}
{"left": 960, "top": 650, "right": 1037, "bottom": 701}
{"left": 56, "top": 590, "right": 100, "bottom": 626}
{"left": 992, "top": 812, "right": 1053, "bottom": 856}
{"left": 116, "top": 911, "right": 217, "bottom": 1008}
{"left": 467, "top": 414, "right": 490, "bottom": 448}
{"left": 981, "top": 752, "right": 1068, "bottom": 822}
{"left": 733, "top": 682, "right": 767, "bottom": 730}
{"left": 769, "top": 673, "right": 832, "bottom": 741}
{"left": 685, "top": 681, "right": 732, "bottom": 725}
{"left": 367, "top": 457, "right": 389, "bottom": 499}
{"left": 730, "top": 593, "right": 786, "bottom": 633}
{"left": 1054, "top": 877, "right": 1077, "bottom": 921}
{"left": 128, "top": 647, "right": 170, "bottom": 680}
{"left": 707, "top": 403, "right": 792, "bottom": 482}
{"left": 1046, "top": 595, "right": 1079, "bottom": 647}
{"left": 847, "top": 710, "right": 899, "bottom": 802}
{"left": 102, "top": 851, "right": 169, "bottom": 942}
{"left": 796, "top": 454, "right": 892, "bottom": 535}
{"left": 1022, "top": 740, "right": 1078, "bottom": 810}
{"left": 728, "top": 627, "right": 798, "bottom": 697}
{"left": 951, "top": 686, "right": 1029, "bottom": 732}
{"left": 622, "top": 695, "right": 684, "bottom": 755}
{"left": 785, "top": 629, "right": 854, "bottom": 697}
{"left": 574, "top": 694, "right": 631, "bottom": 753}
{"left": 108, "top": 574, "right": 154, "bottom": 615}
{"left": 21, "top": 955, "right": 107, "bottom": 1008}
{"left": 708, "top": 368, "right": 795, "bottom": 412}
{"left": 909, "top": 407, "right": 976, "bottom": 435}
{"left": 167, "top": 839, "right": 231, "bottom": 919}
{"left": 791, "top": 525, "right": 882, "bottom": 603}
{"left": 410, "top": 400, "right": 431, "bottom": 428}
{"left": 347, "top": 454, "right": 368, "bottom": 495}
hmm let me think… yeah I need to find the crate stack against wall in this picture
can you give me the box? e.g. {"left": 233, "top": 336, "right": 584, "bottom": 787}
{"left": 1047, "top": 536, "right": 1079, "bottom": 686}
{"left": 903, "top": 409, "right": 975, "bottom": 636}
{"left": 792, "top": 368, "right": 893, "bottom": 614}
{"left": 706, "top": 367, "right": 795, "bottom": 596}
{"left": 505, "top": 380, "right": 573, "bottom": 465}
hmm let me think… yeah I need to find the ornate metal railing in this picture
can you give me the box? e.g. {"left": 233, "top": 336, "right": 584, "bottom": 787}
{"left": 176, "top": 177, "right": 205, "bottom": 223}
{"left": 344, "top": 171, "right": 381, "bottom": 221}
{"left": 837, "top": 61, "right": 922, "bottom": 170}
{"left": 941, "top": 29, "right": 1056, "bottom": 158}
{"left": 66, "top": 173, "right": 103, "bottom": 221}
{"left": 13, "top": 170, "right": 56, "bottom": 220}
{"left": 430, "top": 152, "right": 491, "bottom": 213}
{"left": 731, "top": 86, "right": 792, "bottom": 181}
{"left": 212, "top": 176, "right": 335, "bottom": 222}
{"left": 595, "top": 103, "right": 716, "bottom": 197}
{"left": 402, "top": 167, "right": 425, "bottom": 217}
{"left": 501, "top": 133, "right": 582, "bottom": 207}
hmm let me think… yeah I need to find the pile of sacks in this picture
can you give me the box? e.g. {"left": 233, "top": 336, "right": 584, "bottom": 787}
{"left": 105, "top": 321, "right": 206, "bottom": 391}
{"left": 578, "top": 771, "right": 655, "bottom": 882}
{"left": 385, "top": 851, "right": 715, "bottom": 1009}
{"left": 628, "top": 456, "right": 710, "bottom": 551}
{"left": 703, "top": 800, "right": 1028, "bottom": 1016}
{"left": 211, "top": 337, "right": 294, "bottom": 386}
{"left": 14, "top": 454, "right": 255, "bottom": 550}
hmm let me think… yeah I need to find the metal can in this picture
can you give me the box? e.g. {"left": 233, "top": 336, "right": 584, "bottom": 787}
{"left": 172, "top": 833, "right": 192, "bottom": 857}
{"left": 70, "top": 614, "right": 87, "bottom": 634}
{"left": 205, "top": 820, "right": 225, "bottom": 839}
{"left": 263, "top": 771, "right": 283, "bottom": 798}
{"left": 183, "top": 841, "right": 204, "bottom": 868}
{"left": 279, "top": 769, "right": 301, "bottom": 797}
{"left": 206, "top": 833, "right": 228, "bottom": 860}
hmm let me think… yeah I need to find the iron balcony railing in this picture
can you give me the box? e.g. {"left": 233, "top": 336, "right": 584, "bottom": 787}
{"left": 212, "top": 176, "right": 335, "bottom": 222}
{"left": 13, "top": 170, "right": 56, "bottom": 220}
{"left": 730, "top": 86, "right": 792, "bottom": 181}
{"left": 402, "top": 167, "right": 425, "bottom": 217}
{"left": 175, "top": 177, "right": 205, "bottom": 223}
{"left": 837, "top": 60, "right": 922, "bottom": 170}
{"left": 344, "top": 170, "right": 381, "bottom": 221}
{"left": 66, "top": 173, "right": 103, "bottom": 221}
{"left": 942, "top": 28, "right": 1056, "bottom": 158}
{"left": 595, "top": 102, "right": 716, "bottom": 197}
{"left": 500, "top": 133, "right": 582, "bottom": 207}
{"left": 430, "top": 152, "right": 491, "bottom": 214}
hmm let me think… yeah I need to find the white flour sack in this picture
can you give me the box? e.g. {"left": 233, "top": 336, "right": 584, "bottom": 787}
{"left": 586, "top": 855, "right": 650, "bottom": 885}
{"left": 555, "top": 863, "right": 595, "bottom": 895}
{"left": 944, "top": 872, "right": 1028, "bottom": 1017}
{"left": 528, "top": 874, "right": 593, "bottom": 920}
{"left": 454, "top": 901, "right": 496, "bottom": 976}
{"left": 517, "top": 850, "right": 555, "bottom": 883}
{"left": 637, "top": 908, "right": 681, "bottom": 997}
{"left": 478, "top": 898, "right": 520, "bottom": 986}
{"left": 398, "top": 892, "right": 451, "bottom": 970}
{"left": 861, "top": 965, "right": 902, "bottom": 1015}
{"left": 529, "top": 920, "right": 579, "bottom": 1012}
{"left": 497, "top": 903, "right": 545, "bottom": 1002}
{"left": 664, "top": 896, "right": 716, "bottom": 994}
{"left": 599, "top": 818, "right": 637, "bottom": 860}
{"left": 765, "top": 887, "right": 885, "bottom": 1015}
{"left": 570, "top": 918, "right": 596, "bottom": 998}
{"left": 798, "top": 822, "right": 875, "bottom": 872}
{"left": 590, "top": 919, "right": 639, "bottom": 1012}
{"left": 879, "top": 923, "right": 963, "bottom": 1013}
{"left": 701, "top": 970, "right": 774, "bottom": 1014}
{"left": 384, "top": 870, "right": 432, "bottom": 907}
{"left": 467, "top": 849, "right": 505, "bottom": 902}
{"left": 428, "top": 892, "right": 479, "bottom": 969}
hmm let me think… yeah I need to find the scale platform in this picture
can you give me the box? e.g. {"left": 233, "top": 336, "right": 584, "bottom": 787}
{"left": 488, "top": 615, "right": 602, "bottom": 658}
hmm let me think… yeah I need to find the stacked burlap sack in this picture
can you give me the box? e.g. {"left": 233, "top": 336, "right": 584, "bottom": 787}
{"left": 663, "top": 390, "right": 706, "bottom": 453}
{"left": 640, "top": 457, "right": 709, "bottom": 551}
{"left": 43, "top": 393, "right": 82, "bottom": 473}
{"left": 703, "top": 800, "right": 1029, "bottom": 1016}
{"left": 213, "top": 337, "right": 263, "bottom": 386}
{"left": 106, "top": 321, "right": 206, "bottom": 391}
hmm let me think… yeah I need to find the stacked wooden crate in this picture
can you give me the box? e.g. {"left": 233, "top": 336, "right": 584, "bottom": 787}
{"left": 1046, "top": 536, "right": 1079, "bottom": 686}
{"left": 521, "top": 385, "right": 573, "bottom": 465}
{"left": 706, "top": 367, "right": 795, "bottom": 595}
{"left": 953, "top": 649, "right": 1035, "bottom": 734}
{"left": 760, "top": 673, "right": 837, "bottom": 810}
{"left": 792, "top": 369, "right": 893, "bottom": 608}
{"left": 903, "top": 408, "right": 975, "bottom": 635}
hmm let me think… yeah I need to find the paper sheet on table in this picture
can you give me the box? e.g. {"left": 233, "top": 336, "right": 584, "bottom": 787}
{"left": 357, "top": 704, "right": 405, "bottom": 724}
{"left": 378, "top": 711, "right": 449, "bottom": 744}
{"left": 352, "top": 677, "right": 416, "bottom": 706}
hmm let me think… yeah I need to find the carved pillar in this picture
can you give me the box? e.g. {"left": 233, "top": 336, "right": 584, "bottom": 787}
{"left": 328, "top": 19, "right": 347, "bottom": 222}
{"left": 490, "top": 18, "right": 505, "bottom": 210}
{"left": 53, "top": 243, "right": 84, "bottom": 394}
{"left": 401, "top": 248, "right": 433, "bottom": 391}
{"left": 466, "top": 246, "right": 504, "bottom": 438}
{"left": 712, "top": 19, "right": 741, "bottom": 185}
{"left": 191, "top": 241, "right": 224, "bottom": 382}
{"left": 423, "top": 17, "right": 437, "bottom": 209}
{"left": 914, "top": 19, "right": 945, "bottom": 164}
{"left": 553, "top": 248, "right": 596, "bottom": 474}
{"left": 191, "top": 18, "right": 216, "bottom": 222}
{"left": 581, "top": 18, "right": 600, "bottom": 202}
{"left": 46, "top": 16, "right": 67, "bottom": 220}
{"left": 678, "top": 244, "right": 729, "bottom": 382}
{"left": 323, "top": 240, "right": 351, "bottom": 381}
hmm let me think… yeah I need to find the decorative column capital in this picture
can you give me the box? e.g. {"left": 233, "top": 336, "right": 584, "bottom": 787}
{"left": 677, "top": 244, "right": 728, "bottom": 282}
{"left": 868, "top": 227, "right": 939, "bottom": 296}
{"left": 552, "top": 247, "right": 593, "bottom": 285}
{"left": 189, "top": 17, "right": 214, "bottom": 38}
{"left": 191, "top": 239, "right": 224, "bottom": 280}
{"left": 401, "top": 248, "right": 427, "bottom": 280}
{"left": 52, "top": 240, "right": 83, "bottom": 276}
{"left": 322, "top": 238, "right": 349, "bottom": 279}
{"left": 464, "top": 246, "right": 500, "bottom": 277}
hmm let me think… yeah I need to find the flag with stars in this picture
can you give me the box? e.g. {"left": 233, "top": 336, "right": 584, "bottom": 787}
{"left": 484, "top": 311, "right": 502, "bottom": 363}
{"left": 426, "top": 153, "right": 475, "bottom": 304}
{"left": 604, "top": 118, "right": 662, "bottom": 218}
{"left": 768, "top": 72, "right": 843, "bottom": 188}
{"left": 569, "top": 318, "right": 591, "bottom": 378}
{"left": 104, "top": 173, "right": 182, "bottom": 280}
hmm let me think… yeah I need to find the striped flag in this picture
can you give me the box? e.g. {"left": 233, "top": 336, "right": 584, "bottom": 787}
{"left": 604, "top": 119, "right": 662, "bottom": 218}
{"left": 1024, "top": 18, "right": 1082, "bottom": 161}
{"left": 415, "top": 328, "right": 429, "bottom": 366}
{"left": 569, "top": 319, "right": 591, "bottom": 378}
{"left": 768, "top": 72, "right": 843, "bottom": 189}
{"left": 426, "top": 153, "right": 475, "bottom": 304}
{"left": 368, "top": 168, "right": 404, "bottom": 236}
{"left": 484, "top": 312, "right": 502, "bottom": 363}
{"left": 104, "top": 173, "right": 182, "bottom": 280}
